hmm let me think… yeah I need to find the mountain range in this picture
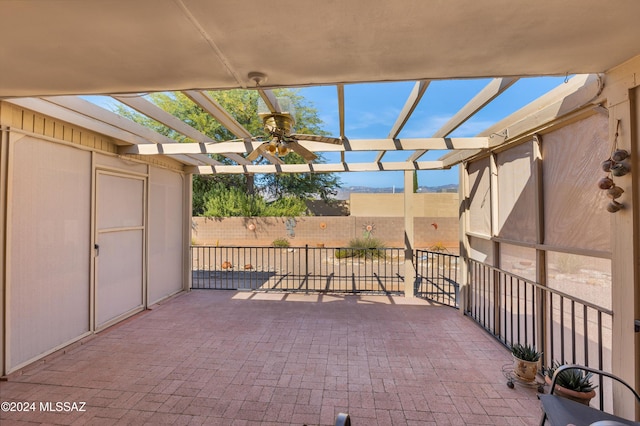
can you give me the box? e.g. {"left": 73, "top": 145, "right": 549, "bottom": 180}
{"left": 335, "top": 184, "right": 458, "bottom": 200}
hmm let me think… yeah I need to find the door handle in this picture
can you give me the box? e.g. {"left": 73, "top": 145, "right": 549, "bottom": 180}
{"left": 94, "top": 244, "right": 99, "bottom": 256}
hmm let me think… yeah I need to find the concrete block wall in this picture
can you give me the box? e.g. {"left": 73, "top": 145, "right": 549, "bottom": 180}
{"left": 192, "top": 216, "right": 459, "bottom": 250}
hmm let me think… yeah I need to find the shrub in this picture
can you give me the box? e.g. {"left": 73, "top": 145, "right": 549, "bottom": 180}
{"left": 272, "top": 238, "right": 290, "bottom": 248}
{"left": 429, "top": 242, "right": 449, "bottom": 253}
{"left": 203, "top": 184, "right": 308, "bottom": 217}
{"left": 264, "top": 197, "right": 308, "bottom": 217}
{"left": 334, "top": 248, "right": 354, "bottom": 259}
{"left": 346, "top": 237, "right": 386, "bottom": 259}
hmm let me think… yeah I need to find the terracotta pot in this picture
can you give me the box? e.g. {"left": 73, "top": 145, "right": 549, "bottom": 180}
{"left": 545, "top": 376, "right": 596, "bottom": 405}
{"left": 513, "top": 356, "right": 539, "bottom": 382}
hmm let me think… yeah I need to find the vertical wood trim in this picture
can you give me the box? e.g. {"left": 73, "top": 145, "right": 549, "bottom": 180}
{"left": 0, "top": 126, "right": 8, "bottom": 376}
{"left": 609, "top": 96, "right": 638, "bottom": 419}
{"left": 403, "top": 170, "right": 415, "bottom": 298}
{"left": 533, "top": 135, "right": 548, "bottom": 363}
{"left": 2, "top": 132, "right": 21, "bottom": 374}
{"left": 184, "top": 174, "right": 193, "bottom": 292}
{"left": 144, "top": 165, "right": 149, "bottom": 309}
{"left": 89, "top": 152, "right": 96, "bottom": 332}
{"left": 490, "top": 153, "right": 500, "bottom": 267}
{"left": 459, "top": 163, "right": 471, "bottom": 315}
{"left": 633, "top": 85, "right": 640, "bottom": 421}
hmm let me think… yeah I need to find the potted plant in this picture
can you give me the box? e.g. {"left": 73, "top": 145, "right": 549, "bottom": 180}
{"left": 544, "top": 362, "right": 596, "bottom": 405}
{"left": 511, "top": 343, "right": 542, "bottom": 382}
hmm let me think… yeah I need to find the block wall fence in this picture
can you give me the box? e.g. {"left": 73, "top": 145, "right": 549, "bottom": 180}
{"left": 192, "top": 216, "right": 459, "bottom": 252}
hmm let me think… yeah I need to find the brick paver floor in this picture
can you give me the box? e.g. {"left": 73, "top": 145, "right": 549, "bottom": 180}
{"left": 0, "top": 290, "right": 543, "bottom": 425}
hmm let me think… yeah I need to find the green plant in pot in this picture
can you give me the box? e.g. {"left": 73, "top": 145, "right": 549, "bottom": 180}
{"left": 544, "top": 362, "right": 596, "bottom": 405}
{"left": 511, "top": 343, "right": 542, "bottom": 382}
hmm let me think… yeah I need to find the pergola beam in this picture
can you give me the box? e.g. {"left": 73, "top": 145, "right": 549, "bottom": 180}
{"left": 113, "top": 94, "right": 249, "bottom": 165}
{"left": 409, "top": 77, "right": 518, "bottom": 162}
{"left": 257, "top": 88, "right": 281, "bottom": 114}
{"left": 118, "top": 137, "right": 489, "bottom": 156}
{"left": 183, "top": 89, "right": 282, "bottom": 165}
{"left": 375, "top": 80, "right": 430, "bottom": 162}
{"left": 439, "top": 74, "right": 603, "bottom": 168}
{"left": 6, "top": 96, "right": 223, "bottom": 167}
{"left": 186, "top": 160, "right": 445, "bottom": 175}
{"left": 182, "top": 90, "right": 253, "bottom": 139}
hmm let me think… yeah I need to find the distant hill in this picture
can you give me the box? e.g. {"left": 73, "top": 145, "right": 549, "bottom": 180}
{"left": 335, "top": 184, "right": 458, "bottom": 200}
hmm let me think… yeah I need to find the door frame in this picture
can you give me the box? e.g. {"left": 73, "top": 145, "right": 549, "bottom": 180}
{"left": 92, "top": 165, "right": 148, "bottom": 332}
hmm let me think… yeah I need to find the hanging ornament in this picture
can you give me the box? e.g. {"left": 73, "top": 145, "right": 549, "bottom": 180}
{"left": 598, "top": 120, "right": 630, "bottom": 213}
{"left": 607, "top": 186, "right": 624, "bottom": 199}
{"left": 601, "top": 159, "right": 614, "bottom": 172}
{"left": 606, "top": 201, "right": 623, "bottom": 213}
{"left": 598, "top": 177, "right": 614, "bottom": 189}
{"left": 610, "top": 163, "right": 629, "bottom": 177}
{"left": 611, "top": 149, "right": 629, "bottom": 162}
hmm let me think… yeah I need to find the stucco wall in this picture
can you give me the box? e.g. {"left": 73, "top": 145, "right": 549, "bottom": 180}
{"left": 349, "top": 193, "right": 458, "bottom": 217}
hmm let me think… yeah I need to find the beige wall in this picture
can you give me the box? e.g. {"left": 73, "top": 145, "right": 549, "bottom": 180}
{"left": 349, "top": 192, "right": 458, "bottom": 217}
{"left": 192, "top": 216, "right": 459, "bottom": 251}
{"left": 0, "top": 102, "right": 188, "bottom": 374}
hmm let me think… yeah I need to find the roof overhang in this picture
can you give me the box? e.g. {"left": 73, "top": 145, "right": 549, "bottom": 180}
{"left": 1, "top": 0, "right": 639, "bottom": 97}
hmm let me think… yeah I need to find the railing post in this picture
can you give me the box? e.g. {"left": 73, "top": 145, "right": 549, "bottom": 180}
{"left": 305, "top": 244, "right": 309, "bottom": 293}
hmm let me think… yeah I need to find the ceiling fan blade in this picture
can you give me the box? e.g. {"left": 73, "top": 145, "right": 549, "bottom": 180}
{"left": 287, "top": 141, "right": 318, "bottom": 162}
{"left": 246, "top": 142, "right": 267, "bottom": 161}
{"left": 290, "top": 134, "right": 343, "bottom": 145}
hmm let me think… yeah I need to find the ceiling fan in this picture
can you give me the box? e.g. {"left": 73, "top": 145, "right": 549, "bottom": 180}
{"left": 246, "top": 96, "right": 343, "bottom": 163}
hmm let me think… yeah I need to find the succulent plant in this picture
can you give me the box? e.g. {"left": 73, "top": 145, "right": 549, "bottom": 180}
{"left": 545, "top": 362, "right": 596, "bottom": 393}
{"left": 511, "top": 343, "right": 542, "bottom": 362}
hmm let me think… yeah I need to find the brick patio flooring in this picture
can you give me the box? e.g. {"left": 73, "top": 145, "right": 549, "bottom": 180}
{"left": 0, "top": 290, "right": 543, "bottom": 425}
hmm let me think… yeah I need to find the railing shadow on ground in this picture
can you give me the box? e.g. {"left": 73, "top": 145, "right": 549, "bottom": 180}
{"left": 190, "top": 246, "right": 617, "bottom": 412}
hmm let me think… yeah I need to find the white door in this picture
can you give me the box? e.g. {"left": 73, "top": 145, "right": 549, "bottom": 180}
{"left": 95, "top": 171, "right": 146, "bottom": 329}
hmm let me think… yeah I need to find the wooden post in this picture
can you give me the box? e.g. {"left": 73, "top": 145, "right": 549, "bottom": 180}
{"left": 404, "top": 170, "right": 415, "bottom": 298}
{"left": 458, "top": 164, "right": 470, "bottom": 314}
{"left": 602, "top": 57, "right": 640, "bottom": 419}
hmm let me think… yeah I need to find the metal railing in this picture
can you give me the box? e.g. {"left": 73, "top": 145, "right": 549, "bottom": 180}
{"left": 415, "top": 250, "right": 459, "bottom": 308}
{"left": 191, "top": 245, "right": 404, "bottom": 294}
{"left": 466, "top": 258, "right": 614, "bottom": 408}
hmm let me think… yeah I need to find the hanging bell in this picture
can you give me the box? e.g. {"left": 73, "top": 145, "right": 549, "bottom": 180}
{"left": 598, "top": 176, "right": 614, "bottom": 189}
{"left": 610, "top": 163, "right": 629, "bottom": 177}
{"left": 611, "top": 149, "right": 629, "bottom": 162}
{"left": 607, "top": 185, "right": 624, "bottom": 199}
{"left": 601, "top": 159, "right": 614, "bottom": 172}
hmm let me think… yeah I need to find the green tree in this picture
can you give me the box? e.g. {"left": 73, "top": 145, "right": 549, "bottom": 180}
{"left": 114, "top": 89, "right": 341, "bottom": 215}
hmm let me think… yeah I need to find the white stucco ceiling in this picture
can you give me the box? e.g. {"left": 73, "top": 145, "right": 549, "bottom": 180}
{"left": 1, "top": 0, "right": 639, "bottom": 97}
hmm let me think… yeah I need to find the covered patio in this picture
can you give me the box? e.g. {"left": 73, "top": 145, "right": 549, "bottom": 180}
{"left": 0, "top": 290, "right": 542, "bottom": 425}
{"left": 1, "top": 1, "right": 640, "bottom": 424}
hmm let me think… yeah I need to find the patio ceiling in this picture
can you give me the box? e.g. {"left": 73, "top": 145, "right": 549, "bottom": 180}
{"left": 1, "top": 1, "right": 637, "bottom": 172}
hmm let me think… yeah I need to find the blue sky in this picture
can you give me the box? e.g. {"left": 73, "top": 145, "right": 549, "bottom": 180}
{"left": 296, "top": 76, "right": 567, "bottom": 188}
{"left": 86, "top": 76, "right": 567, "bottom": 189}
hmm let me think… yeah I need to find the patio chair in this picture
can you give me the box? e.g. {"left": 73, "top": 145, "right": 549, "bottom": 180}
{"left": 335, "top": 412, "right": 351, "bottom": 426}
{"left": 539, "top": 364, "right": 640, "bottom": 426}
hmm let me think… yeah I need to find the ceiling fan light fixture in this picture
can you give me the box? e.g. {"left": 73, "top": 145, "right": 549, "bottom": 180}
{"left": 266, "top": 141, "right": 278, "bottom": 154}
{"left": 277, "top": 144, "right": 290, "bottom": 156}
